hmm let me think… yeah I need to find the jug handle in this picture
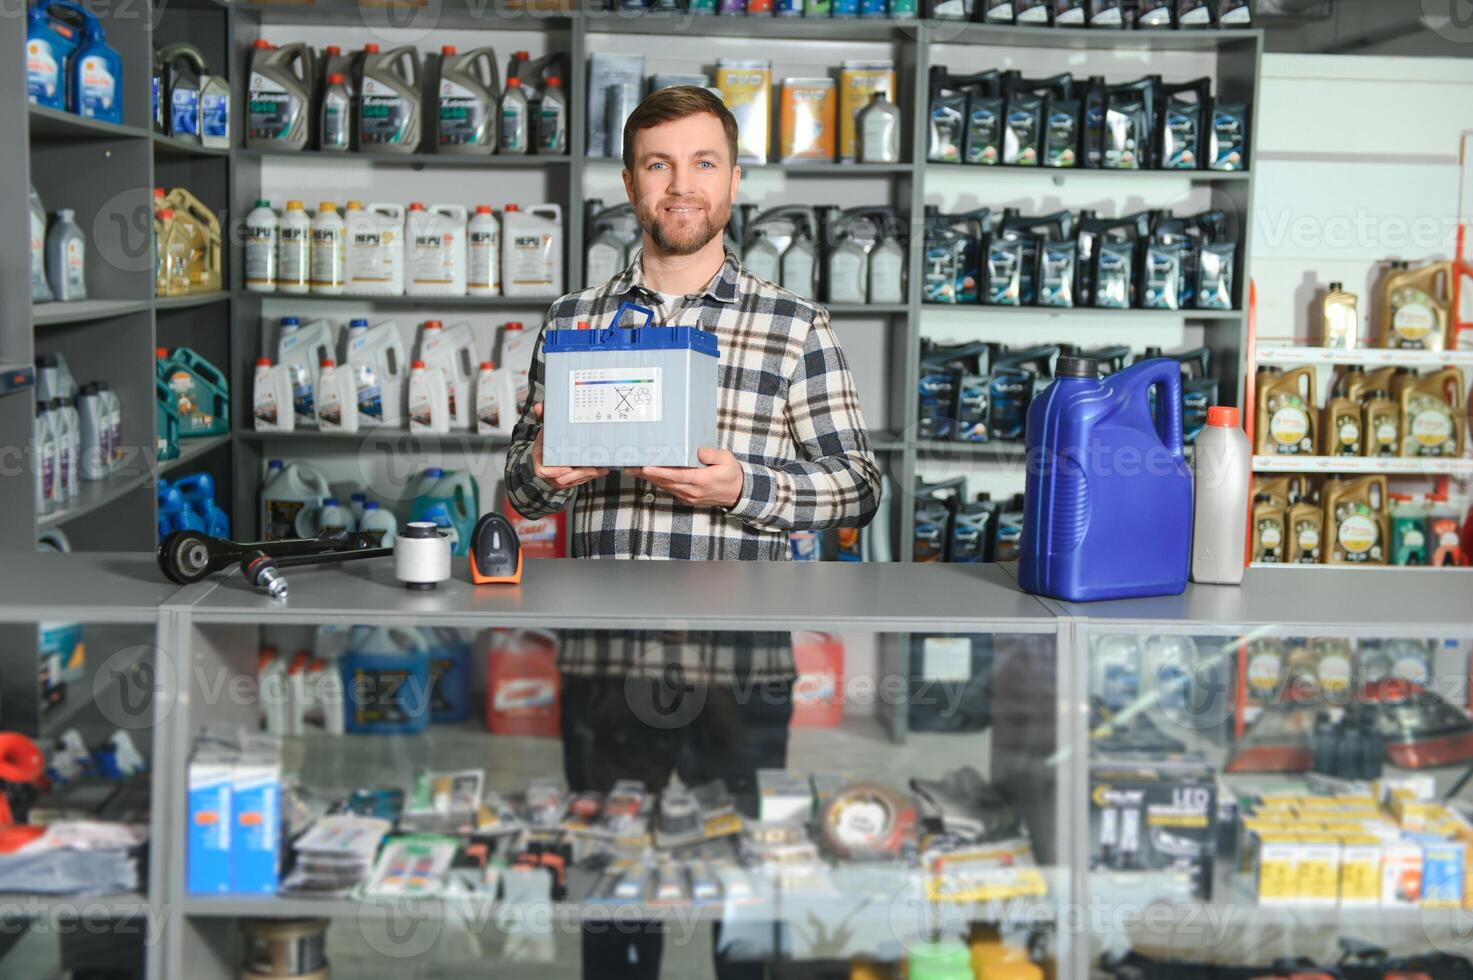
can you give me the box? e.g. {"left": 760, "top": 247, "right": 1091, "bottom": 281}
{"left": 1130, "top": 358, "right": 1184, "bottom": 454}
{"left": 601, "top": 302, "right": 654, "bottom": 344}
{"left": 1443, "top": 371, "right": 1465, "bottom": 409}
{"left": 475, "top": 50, "right": 500, "bottom": 93}
{"left": 395, "top": 47, "right": 420, "bottom": 82}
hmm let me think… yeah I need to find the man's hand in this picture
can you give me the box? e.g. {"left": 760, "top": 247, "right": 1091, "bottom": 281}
{"left": 629, "top": 449, "right": 744, "bottom": 509}
{"left": 531, "top": 403, "right": 610, "bottom": 490}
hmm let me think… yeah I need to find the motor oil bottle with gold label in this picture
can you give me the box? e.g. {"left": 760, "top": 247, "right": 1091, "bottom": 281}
{"left": 1321, "top": 281, "right": 1358, "bottom": 349}
{"left": 1255, "top": 365, "right": 1317, "bottom": 455}
{"left": 1287, "top": 494, "right": 1324, "bottom": 564}
{"left": 1399, "top": 366, "right": 1465, "bottom": 458}
{"left": 1363, "top": 388, "right": 1400, "bottom": 458}
{"left": 1323, "top": 475, "right": 1388, "bottom": 565}
{"left": 1378, "top": 259, "right": 1449, "bottom": 351}
{"left": 1251, "top": 493, "right": 1286, "bottom": 563}
{"left": 1323, "top": 371, "right": 1363, "bottom": 457}
{"left": 1253, "top": 473, "right": 1309, "bottom": 509}
{"left": 1348, "top": 365, "right": 1396, "bottom": 405}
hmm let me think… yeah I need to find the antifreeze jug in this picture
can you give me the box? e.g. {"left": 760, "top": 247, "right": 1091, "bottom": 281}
{"left": 278, "top": 317, "right": 334, "bottom": 428}
{"left": 247, "top": 41, "right": 312, "bottom": 150}
{"left": 345, "top": 319, "right": 405, "bottom": 428}
{"left": 341, "top": 626, "right": 431, "bottom": 734}
{"left": 260, "top": 459, "right": 330, "bottom": 540}
{"left": 411, "top": 469, "right": 478, "bottom": 556}
{"left": 418, "top": 320, "right": 477, "bottom": 430}
{"left": 1018, "top": 357, "right": 1192, "bottom": 601}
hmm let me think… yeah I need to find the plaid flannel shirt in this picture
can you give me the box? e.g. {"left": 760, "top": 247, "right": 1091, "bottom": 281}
{"left": 504, "top": 247, "right": 882, "bottom": 683}
{"left": 504, "top": 246, "right": 882, "bottom": 562}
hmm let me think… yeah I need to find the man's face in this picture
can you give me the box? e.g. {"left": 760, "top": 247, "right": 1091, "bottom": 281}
{"left": 623, "top": 112, "right": 740, "bottom": 257}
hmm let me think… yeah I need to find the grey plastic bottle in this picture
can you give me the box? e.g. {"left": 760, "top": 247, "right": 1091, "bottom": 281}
{"left": 1190, "top": 405, "right": 1251, "bottom": 584}
{"left": 437, "top": 46, "right": 498, "bottom": 155}
{"left": 46, "top": 209, "right": 86, "bottom": 301}
{"left": 30, "top": 184, "right": 51, "bottom": 302}
{"left": 359, "top": 45, "right": 422, "bottom": 153}
{"left": 247, "top": 41, "right": 313, "bottom": 150}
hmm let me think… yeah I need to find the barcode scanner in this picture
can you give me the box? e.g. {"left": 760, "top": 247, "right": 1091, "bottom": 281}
{"left": 470, "top": 513, "right": 523, "bottom": 585}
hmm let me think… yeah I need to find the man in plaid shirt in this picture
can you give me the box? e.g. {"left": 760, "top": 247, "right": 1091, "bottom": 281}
{"left": 503, "top": 87, "right": 882, "bottom": 979}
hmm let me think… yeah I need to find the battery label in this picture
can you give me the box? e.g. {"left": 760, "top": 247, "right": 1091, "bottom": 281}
{"left": 569, "top": 367, "right": 662, "bottom": 424}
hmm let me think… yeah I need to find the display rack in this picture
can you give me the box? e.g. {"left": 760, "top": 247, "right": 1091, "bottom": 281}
{"left": 2, "top": 556, "right": 1471, "bottom": 979}
{"left": 0, "top": 3, "right": 1268, "bottom": 564}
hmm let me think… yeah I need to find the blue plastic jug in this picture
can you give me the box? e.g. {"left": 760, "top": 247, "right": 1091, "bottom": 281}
{"left": 423, "top": 627, "right": 472, "bottom": 723}
{"left": 341, "top": 627, "right": 431, "bottom": 735}
{"left": 26, "top": 0, "right": 80, "bottom": 110}
{"left": 411, "top": 469, "right": 478, "bottom": 556}
{"left": 173, "top": 473, "right": 230, "bottom": 538}
{"left": 67, "top": 7, "right": 121, "bottom": 124}
{"left": 1017, "top": 356, "right": 1192, "bottom": 602}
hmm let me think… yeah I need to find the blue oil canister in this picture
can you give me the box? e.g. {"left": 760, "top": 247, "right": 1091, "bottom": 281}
{"left": 68, "top": 8, "right": 121, "bottom": 124}
{"left": 341, "top": 627, "right": 431, "bottom": 735}
{"left": 1018, "top": 356, "right": 1192, "bottom": 601}
{"left": 26, "top": 0, "right": 80, "bottom": 110}
{"left": 423, "top": 628, "right": 472, "bottom": 723}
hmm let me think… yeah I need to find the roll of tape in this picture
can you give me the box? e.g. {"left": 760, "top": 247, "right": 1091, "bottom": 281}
{"left": 239, "top": 917, "right": 328, "bottom": 976}
{"left": 394, "top": 522, "right": 451, "bottom": 590}
{"left": 818, "top": 782, "right": 914, "bottom": 861}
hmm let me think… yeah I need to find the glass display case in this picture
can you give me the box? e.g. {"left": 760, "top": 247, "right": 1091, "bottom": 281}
{"left": 157, "top": 559, "right": 1070, "bottom": 980}
{"left": 1068, "top": 569, "right": 1473, "bottom": 980}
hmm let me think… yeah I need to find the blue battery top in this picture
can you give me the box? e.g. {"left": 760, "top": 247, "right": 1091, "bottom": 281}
{"left": 543, "top": 302, "right": 720, "bottom": 359}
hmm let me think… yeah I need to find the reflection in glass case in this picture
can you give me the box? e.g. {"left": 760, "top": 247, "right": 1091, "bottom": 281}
{"left": 165, "top": 623, "right": 1067, "bottom": 980}
{"left": 1086, "top": 629, "right": 1473, "bottom": 979}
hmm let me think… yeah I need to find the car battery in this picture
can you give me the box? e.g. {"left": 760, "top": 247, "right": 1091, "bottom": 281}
{"left": 542, "top": 302, "right": 719, "bottom": 468}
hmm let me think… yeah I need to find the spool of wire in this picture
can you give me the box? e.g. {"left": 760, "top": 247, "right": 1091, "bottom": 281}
{"left": 394, "top": 522, "right": 451, "bottom": 590}
{"left": 239, "top": 917, "right": 328, "bottom": 976}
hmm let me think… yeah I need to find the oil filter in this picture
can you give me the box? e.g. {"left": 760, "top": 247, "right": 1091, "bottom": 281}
{"left": 395, "top": 522, "right": 451, "bottom": 590}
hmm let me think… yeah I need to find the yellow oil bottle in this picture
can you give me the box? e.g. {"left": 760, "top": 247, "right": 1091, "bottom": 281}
{"left": 1378, "top": 259, "right": 1449, "bottom": 351}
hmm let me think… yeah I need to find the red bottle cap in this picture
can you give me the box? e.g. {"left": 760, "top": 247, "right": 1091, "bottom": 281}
{"left": 1207, "top": 406, "right": 1240, "bottom": 428}
{"left": 325, "top": 45, "right": 341, "bottom": 55}
{"left": 412, "top": 360, "right": 426, "bottom": 370}
{"left": 253, "top": 39, "right": 272, "bottom": 50}
{"left": 441, "top": 45, "right": 456, "bottom": 55}
{"left": 156, "top": 347, "right": 170, "bottom": 359}
{"left": 328, "top": 73, "right": 345, "bottom": 84}
{"left": 423, "top": 320, "right": 442, "bottom": 329}
{"left": 364, "top": 43, "right": 380, "bottom": 53}
{"left": 507, "top": 76, "right": 521, "bottom": 87}
{"left": 577, "top": 320, "right": 590, "bottom": 330}
{"left": 256, "top": 357, "right": 271, "bottom": 367}
{"left": 408, "top": 202, "right": 425, "bottom": 211}
{"left": 546, "top": 76, "right": 561, "bottom": 88}
{"left": 504, "top": 204, "right": 520, "bottom": 212}
{"left": 505, "top": 321, "right": 523, "bottom": 330}
{"left": 480, "top": 360, "right": 495, "bottom": 370}
{"left": 320, "top": 358, "right": 336, "bottom": 368}
{"left": 475, "top": 205, "right": 493, "bottom": 214}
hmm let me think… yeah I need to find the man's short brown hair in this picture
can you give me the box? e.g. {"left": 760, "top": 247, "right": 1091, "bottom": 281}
{"left": 622, "top": 86, "right": 740, "bottom": 172}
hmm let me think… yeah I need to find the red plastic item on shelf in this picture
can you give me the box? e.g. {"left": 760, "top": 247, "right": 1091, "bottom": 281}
{"left": 504, "top": 500, "right": 566, "bottom": 559}
{"left": 790, "top": 631, "right": 843, "bottom": 728}
{"left": 485, "top": 629, "right": 560, "bottom": 737}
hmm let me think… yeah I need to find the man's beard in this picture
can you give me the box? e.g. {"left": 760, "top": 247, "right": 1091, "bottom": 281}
{"left": 636, "top": 194, "right": 731, "bottom": 257}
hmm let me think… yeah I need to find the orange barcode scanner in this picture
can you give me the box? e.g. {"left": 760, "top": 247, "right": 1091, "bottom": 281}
{"left": 470, "top": 513, "right": 523, "bottom": 584}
